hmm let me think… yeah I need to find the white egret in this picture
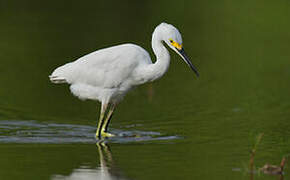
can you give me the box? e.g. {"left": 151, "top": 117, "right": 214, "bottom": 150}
{"left": 49, "top": 22, "right": 199, "bottom": 139}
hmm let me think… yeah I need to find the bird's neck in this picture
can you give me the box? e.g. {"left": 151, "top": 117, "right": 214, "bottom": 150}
{"left": 148, "top": 31, "right": 170, "bottom": 81}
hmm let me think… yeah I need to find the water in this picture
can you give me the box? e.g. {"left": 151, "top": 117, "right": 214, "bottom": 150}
{"left": 0, "top": 0, "right": 290, "bottom": 180}
{"left": 0, "top": 120, "right": 179, "bottom": 144}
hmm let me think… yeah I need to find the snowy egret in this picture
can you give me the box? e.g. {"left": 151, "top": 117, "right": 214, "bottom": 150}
{"left": 49, "top": 22, "right": 199, "bottom": 139}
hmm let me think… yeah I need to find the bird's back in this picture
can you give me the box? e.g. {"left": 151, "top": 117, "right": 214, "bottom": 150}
{"left": 50, "top": 43, "right": 151, "bottom": 92}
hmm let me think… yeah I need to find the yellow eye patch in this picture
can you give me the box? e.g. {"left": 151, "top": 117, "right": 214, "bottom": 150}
{"left": 169, "top": 39, "right": 182, "bottom": 50}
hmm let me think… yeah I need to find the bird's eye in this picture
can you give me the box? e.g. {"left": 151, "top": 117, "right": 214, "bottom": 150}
{"left": 169, "top": 39, "right": 174, "bottom": 43}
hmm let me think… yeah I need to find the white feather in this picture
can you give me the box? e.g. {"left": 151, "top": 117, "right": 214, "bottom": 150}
{"left": 49, "top": 22, "right": 193, "bottom": 105}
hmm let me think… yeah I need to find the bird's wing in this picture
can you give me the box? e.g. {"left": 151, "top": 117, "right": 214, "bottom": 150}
{"left": 51, "top": 44, "right": 151, "bottom": 89}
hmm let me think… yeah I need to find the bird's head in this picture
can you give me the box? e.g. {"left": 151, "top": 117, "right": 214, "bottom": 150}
{"left": 157, "top": 22, "right": 199, "bottom": 77}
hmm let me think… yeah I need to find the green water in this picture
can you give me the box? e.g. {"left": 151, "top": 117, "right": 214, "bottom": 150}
{"left": 0, "top": 0, "right": 290, "bottom": 179}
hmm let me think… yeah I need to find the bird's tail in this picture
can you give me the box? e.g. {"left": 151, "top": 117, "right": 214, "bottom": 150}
{"left": 49, "top": 62, "right": 74, "bottom": 84}
{"left": 49, "top": 75, "right": 68, "bottom": 84}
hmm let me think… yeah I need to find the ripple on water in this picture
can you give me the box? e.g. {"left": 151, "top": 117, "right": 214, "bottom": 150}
{"left": 0, "top": 120, "right": 180, "bottom": 144}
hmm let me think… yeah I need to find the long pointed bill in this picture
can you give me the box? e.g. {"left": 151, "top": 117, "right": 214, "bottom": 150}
{"left": 177, "top": 48, "right": 199, "bottom": 77}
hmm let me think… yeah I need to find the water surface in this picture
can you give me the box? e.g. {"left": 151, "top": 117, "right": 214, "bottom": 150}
{"left": 0, "top": 0, "right": 290, "bottom": 180}
{"left": 0, "top": 120, "right": 179, "bottom": 144}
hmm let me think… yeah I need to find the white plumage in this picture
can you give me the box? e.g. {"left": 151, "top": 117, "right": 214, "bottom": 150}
{"left": 51, "top": 44, "right": 152, "bottom": 102}
{"left": 49, "top": 22, "right": 199, "bottom": 139}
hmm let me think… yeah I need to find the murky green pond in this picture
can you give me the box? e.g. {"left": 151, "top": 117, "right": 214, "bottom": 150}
{"left": 0, "top": 0, "right": 290, "bottom": 179}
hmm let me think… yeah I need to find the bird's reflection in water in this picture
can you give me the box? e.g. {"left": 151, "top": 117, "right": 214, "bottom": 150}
{"left": 52, "top": 142, "right": 128, "bottom": 180}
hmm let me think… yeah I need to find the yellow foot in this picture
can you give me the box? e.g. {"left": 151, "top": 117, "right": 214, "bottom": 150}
{"left": 95, "top": 131, "right": 115, "bottom": 139}
{"left": 101, "top": 131, "right": 115, "bottom": 138}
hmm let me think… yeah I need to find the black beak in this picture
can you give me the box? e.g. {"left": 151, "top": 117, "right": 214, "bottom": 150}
{"left": 178, "top": 48, "right": 199, "bottom": 77}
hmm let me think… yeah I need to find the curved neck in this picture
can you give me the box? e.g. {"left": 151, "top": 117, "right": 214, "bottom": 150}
{"left": 148, "top": 29, "right": 170, "bottom": 81}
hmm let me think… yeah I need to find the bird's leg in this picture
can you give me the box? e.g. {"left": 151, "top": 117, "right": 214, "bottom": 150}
{"left": 96, "top": 103, "right": 108, "bottom": 139}
{"left": 101, "top": 103, "right": 116, "bottom": 138}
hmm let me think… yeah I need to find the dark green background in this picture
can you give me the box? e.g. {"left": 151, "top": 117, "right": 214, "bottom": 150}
{"left": 0, "top": 0, "right": 289, "bottom": 180}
